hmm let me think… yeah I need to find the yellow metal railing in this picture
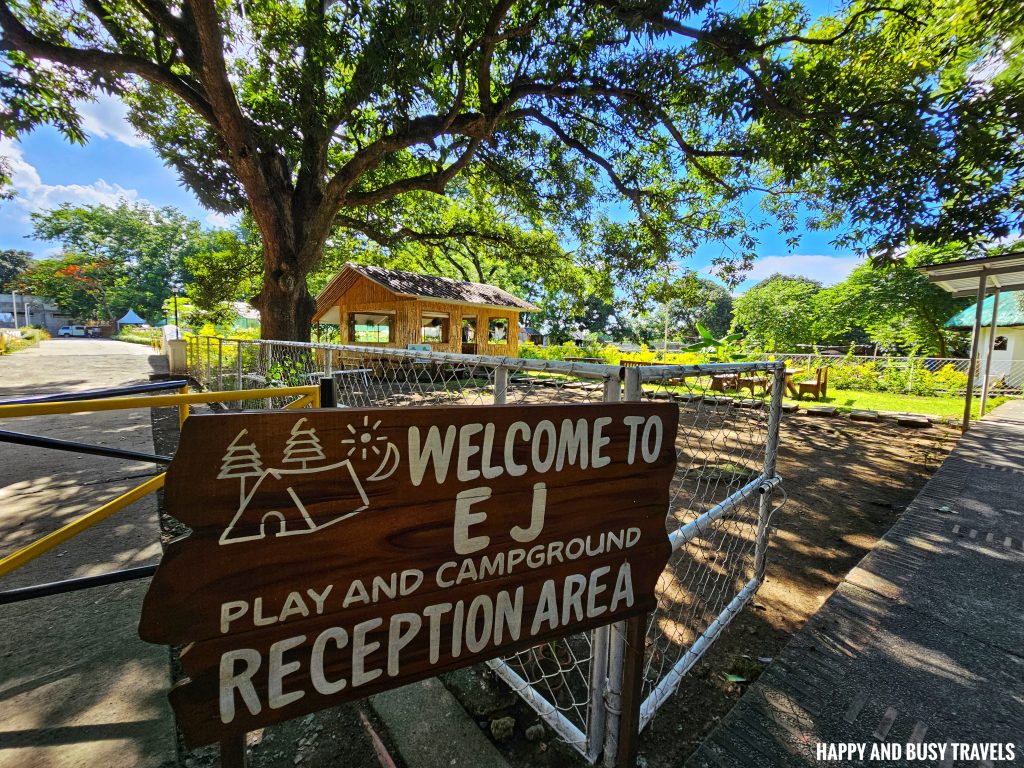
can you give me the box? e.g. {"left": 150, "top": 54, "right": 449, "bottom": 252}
{"left": 0, "top": 384, "right": 320, "bottom": 578}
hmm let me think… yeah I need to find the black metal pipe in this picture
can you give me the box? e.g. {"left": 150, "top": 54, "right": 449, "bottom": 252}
{"left": 319, "top": 376, "right": 337, "bottom": 408}
{"left": 0, "top": 429, "right": 172, "bottom": 464}
{"left": 0, "top": 379, "right": 188, "bottom": 406}
{"left": 0, "top": 564, "right": 158, "bottom": 604}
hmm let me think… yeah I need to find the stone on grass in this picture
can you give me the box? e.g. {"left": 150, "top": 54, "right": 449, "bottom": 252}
{"left": 806, "top": 405, "right": 838, "bottom": 417}
{"left": 896, "top": 414, "right": 931, "bottom": 428}
{"left": 849, "top": 410, "right": 879, "bottom": 422}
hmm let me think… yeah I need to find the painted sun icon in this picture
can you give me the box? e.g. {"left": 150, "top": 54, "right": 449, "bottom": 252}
{"left": 340, "top": 415, "right": 389, "bottom": 460}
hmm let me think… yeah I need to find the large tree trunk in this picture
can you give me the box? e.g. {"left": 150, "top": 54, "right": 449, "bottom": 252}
{"left": 252, "top": 239, "right": 317, "bottom": 342}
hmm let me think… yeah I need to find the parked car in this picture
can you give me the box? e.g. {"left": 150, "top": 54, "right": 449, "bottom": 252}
{"left": 57, "top": 325, "right": 86, "bottom": 337}
{"left": 85, "top": 326, "right": 103, "bottom": 337}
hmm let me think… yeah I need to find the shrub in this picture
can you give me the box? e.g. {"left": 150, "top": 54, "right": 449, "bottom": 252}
{"left": 518, "top": 341, "right": 620, "bottom": 363}
{"left": 785, "top": 355, "right": 970, "bottom": 397}
{"left": 0, "top": 327, "right": 50, "bottom": 354}
{"left": 18, "top": 326, "right": 51, "bottom": 344}
{"left": 115, "top": 328, "right": 162, "bottom": 345}
{"left": 518, "top": 341, "right": 703, "bottom": 366}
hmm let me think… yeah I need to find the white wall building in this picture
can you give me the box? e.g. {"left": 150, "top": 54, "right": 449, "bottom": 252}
{"left": 0, "top": 294, "right": 74, "bottom": 335}
{"left": 945, "top": 291, "right": 1024, "bottom": 388}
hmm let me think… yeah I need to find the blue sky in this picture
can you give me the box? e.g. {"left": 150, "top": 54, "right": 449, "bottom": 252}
{"left": 0, "top": 93, "right": 862, "bottom": 292}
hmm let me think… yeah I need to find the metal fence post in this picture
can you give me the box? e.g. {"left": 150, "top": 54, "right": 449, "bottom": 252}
{"left": 604, "top": 371, "right": 622, "bottom": 402}
{"left": 494, "top": 364, "right": 508, "bottom": 404}
{"left": 325, "top": 347, "right": 333, "bottom": 378}
{"left": 603, "top": 366, "right": 644, "bottom": 764}
{"left": 754, "top": 364, "right": 785, "bottom": 581}
{"left": 233, "top": 340, "right": 244, "bottom": 409}
{"left": 582, "top": 371, "right": 625, "bottom": 762}
{"left": 613, "top": 616, "right": 647, "bottom": 768}
{"left": 205, "top": 336, "right": 212, "bottom": 387}
{"left": 319, "top": 377, "right": 336, "bottom": 408}
{"left": 177, "top": 383, "right": 189, "bottom": 429}
{"left": 235, "top": 341, "right": 243, "bottom": 389}
{"left": 217, "top": 338, "right": 224, "bottom": 392}
{"left": 623, "top": 366, "right": 642, "bottom": 402}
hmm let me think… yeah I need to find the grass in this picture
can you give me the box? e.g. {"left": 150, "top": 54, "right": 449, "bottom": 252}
{"left": 646, "top": 379, "right": 1012, "bottom": 419}
{"left": 787, "top": 388, "right": 1009, "bottom": 418}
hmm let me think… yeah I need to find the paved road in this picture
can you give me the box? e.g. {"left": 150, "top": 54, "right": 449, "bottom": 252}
{"left": 0, "top": 339, "right": 176, "bottom": 768}
{"left": 687, "top": 400, "right": 1024, "bottom": 767}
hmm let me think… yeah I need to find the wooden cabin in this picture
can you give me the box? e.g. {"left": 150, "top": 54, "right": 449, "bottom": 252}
{"left": 313, "top": 263, "right": 539, "bottom": 357}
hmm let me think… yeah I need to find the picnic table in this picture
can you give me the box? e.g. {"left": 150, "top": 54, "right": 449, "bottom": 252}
{"left": 782, "top": 368, "right": 802, "bottom": 397}
{"left": 710, "top": 369, "right": 801, "bottom": 397}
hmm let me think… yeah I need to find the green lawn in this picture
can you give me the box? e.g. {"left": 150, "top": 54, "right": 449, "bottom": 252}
{"left": 787, "top": 388, "right": 1007, "bottom": 418}
{"left": 644, "top": 380, "right": 1011, "bottom": 419}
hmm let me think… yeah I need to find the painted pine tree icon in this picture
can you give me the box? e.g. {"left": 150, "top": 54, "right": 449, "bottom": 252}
{"left": 282, "top": 417, "right": 325, "bottom": 469}
{"left": 217, "top": 429, "right": 264, "bottom": 506}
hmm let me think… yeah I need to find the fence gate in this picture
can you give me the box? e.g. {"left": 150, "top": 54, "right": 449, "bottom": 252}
{"left": 186, "top": 338, "right": 785, "bottom": 764}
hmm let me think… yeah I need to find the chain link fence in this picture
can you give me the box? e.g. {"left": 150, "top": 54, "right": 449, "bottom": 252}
{"left": 758, "top": 352, "right": 1024, "bottom": 396}
{"left": 619, "top": 363, "right": 783, "bottom": 743}
{"left": 185, "top": 337, "right": 784, "bottom": 764}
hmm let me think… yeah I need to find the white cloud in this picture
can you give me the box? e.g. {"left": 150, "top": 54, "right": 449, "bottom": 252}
{"left": 1, "top": 139, "right": 142, "bottom": 215}
{"left": 205, "top": 211, "right": 238, "bottom": 228}
{"left": 77, "top": 94, "right": 149, "bottom": 148}
{"left": 724, "top": 254, "right": 862, "bottom": 287}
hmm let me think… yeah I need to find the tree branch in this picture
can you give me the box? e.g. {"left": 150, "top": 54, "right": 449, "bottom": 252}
{"left": 754, "top": 7, "right": 921, "bottom": 51}
{"left": 0, "top": 0, "right": 216, "bottom": 123}
{"left": 477, "top": 0, "right": 516, "bottom": 113}
{"left": 520, "top": 108, "right": 652, "bottom": 214}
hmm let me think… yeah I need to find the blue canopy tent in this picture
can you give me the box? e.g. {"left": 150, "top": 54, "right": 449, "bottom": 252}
{"left": 116, "top": 309, "right": 146, "bottom": 332}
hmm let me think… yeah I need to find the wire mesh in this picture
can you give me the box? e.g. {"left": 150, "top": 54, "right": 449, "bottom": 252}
{"left": 621, "top": 362, "right": 783, "bottom": 734}
{"left": 757, "top": 352, "right": 1024, "bottom": 396}
{"left": 185, "top": 338, "right": 784, "bottom": 761}
{"left": 187, "top": 336, "right": 619, "bottom": 759}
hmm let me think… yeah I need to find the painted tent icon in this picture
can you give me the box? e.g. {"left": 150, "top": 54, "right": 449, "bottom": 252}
{"left": 219, "top": 460, "right": 369, "bottom": 545}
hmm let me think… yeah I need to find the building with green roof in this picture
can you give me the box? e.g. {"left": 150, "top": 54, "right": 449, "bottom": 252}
{"left": 945, "top": 291, "right": 1024, "bottom": 387}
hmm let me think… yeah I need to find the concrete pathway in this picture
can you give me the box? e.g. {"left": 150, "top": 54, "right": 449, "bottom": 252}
{"left": 0, "top": 339, "right": 177, "bottom": 768}
{"left": 687, "top": 401, "right": 1024, "bottom": 767}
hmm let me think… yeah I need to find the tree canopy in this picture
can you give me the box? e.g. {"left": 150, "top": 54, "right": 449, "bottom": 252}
{"left": 731, "top": 274, "right": 824, "bottom": 350}
{"left": 619, "top": 273, "right": 733, "bottom": 345}
{"left": 3, "top": 0, "right": 1020, "bottom": 339}
{"left": 0, "top": 248, "right": 32, "bottom": 292}
{"left": 814, "top": 248, "right": 970, "bottom": 356}
{"left": 24, "top": 201, "right": 224, "bottom": 322}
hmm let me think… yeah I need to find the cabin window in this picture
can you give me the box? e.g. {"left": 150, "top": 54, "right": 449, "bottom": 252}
{"left": 488, "top": 317, "right": 509, "bottom": 344}
{"left": 994, "top": 335, "right": 1008, "bottom": 351}
{"left": 462, "top": 317, "right": 477, "bottom": 343}
{"left": 421, "top": 312, "right": 450, "bottom": 343}
{"left": 348, "top": 312, "right": 393, "bottom": 343}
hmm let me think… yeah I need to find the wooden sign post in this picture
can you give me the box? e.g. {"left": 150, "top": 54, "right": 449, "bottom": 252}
{"left": 140, "top": 403, "right": 677, "bottom": 757}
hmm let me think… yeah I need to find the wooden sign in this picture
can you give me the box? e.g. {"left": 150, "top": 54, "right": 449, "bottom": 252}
{"left": 140, "top": 403, "right": 678, "bottom": 746}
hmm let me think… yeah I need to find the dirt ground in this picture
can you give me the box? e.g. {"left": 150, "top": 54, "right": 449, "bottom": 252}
{"left": 635, "top": 412, "right": 959, "bottom": 767}
{"left": 150, "top": 401, "right": 958, "bottom": 768}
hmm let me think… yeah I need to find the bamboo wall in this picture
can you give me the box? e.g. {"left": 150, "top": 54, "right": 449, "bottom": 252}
{"left": 332, "top": 274, "right": 522, "bottom": 357}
